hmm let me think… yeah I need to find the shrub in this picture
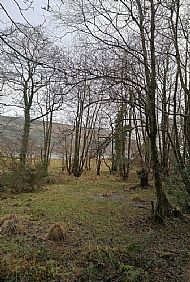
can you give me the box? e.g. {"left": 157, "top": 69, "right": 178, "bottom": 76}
{"left": 165, "top": 162, "right": 190, "bottom": 212}
{"left": 77, "top": 246, "right": 147, "bottom": 281}
{"left": 1, "top": 161, "right": 48, "bottom": 193}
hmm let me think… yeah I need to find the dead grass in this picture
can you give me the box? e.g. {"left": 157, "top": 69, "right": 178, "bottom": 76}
{"left": 46, "top": 224, "right": 66, "bottom": 242}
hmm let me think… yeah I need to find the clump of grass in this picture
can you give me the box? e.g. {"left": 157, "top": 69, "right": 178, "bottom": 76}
{"left": 0, "top": 214, "right": 29, "bottom": 237}
{"left": 46, "top": 224, "right": 66, "bottom": 242}
{"left": 0, "top": 215, "right": 13, "bottom": 225}
{"left": 1, "top": 219, "right": 18, "bottom": 236}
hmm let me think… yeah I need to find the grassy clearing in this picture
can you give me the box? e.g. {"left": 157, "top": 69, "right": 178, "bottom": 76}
{"left": 0, "top": 169, "right": 190, "bottom": 281}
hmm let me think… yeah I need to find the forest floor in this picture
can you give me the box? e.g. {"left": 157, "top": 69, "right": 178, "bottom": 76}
{"left": 0, "top": 165, "right": 190, "bottom": 281}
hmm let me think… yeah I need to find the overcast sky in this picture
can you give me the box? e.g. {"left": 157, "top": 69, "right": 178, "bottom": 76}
{"left": 0, "top": 0, "right": 70, "bottom": 118}
{"left": 0, "top": 1, "right": 80, "bottom": 121}
{"left": 1, "top": 0, "right": 75, "bottom": 47}
{"left": 0, "top": 0, "right": 49, "bottom": 26}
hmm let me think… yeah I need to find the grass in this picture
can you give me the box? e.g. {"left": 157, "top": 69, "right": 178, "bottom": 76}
{"left": 0, "top": 166, "right": 190, "bottom": 281}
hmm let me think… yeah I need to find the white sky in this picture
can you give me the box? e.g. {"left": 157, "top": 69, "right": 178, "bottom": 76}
{"left": 0, "top": 1, "right": 50, "bottom": 117}
{"left": 0, "top": 0, "right": 48, "bottom": 26}
{"left": 0, "top": 0, "right": 73, "bottom": 119}
{"left": 0, "top": 1, "right": 73, "bottom": 42}
{"left": 0, "top": 1, "right": 71, "bottom": 42}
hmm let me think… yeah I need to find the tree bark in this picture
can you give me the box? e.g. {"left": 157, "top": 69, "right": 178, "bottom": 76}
{"left": 136, "top": 0, "right": 172, "bottom": 222}
{"left": 20, "top": 106, "right": 30, "bottom": 165}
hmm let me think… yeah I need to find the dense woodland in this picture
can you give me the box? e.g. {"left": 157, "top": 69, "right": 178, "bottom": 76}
{"left": 1, "top": 1, "right": 190, "bottom": 281}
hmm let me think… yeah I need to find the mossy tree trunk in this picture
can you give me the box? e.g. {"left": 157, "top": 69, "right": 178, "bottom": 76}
{"left": 137, "top": 0, "right": 172, "bottom": 222}
{"left": 115, "top": 103, "right": 128, "bottom": 180}
{"left": 41, "top": 109, "right": 53, "bottom": 174}
{"left": 72, "top": 91, "right": 83, "bottom": 177}
{"left": 20, "top": 80, "right": 32, "bottom": 166}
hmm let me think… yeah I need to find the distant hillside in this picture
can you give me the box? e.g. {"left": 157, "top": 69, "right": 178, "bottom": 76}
{"left": 0, "top": 116, "right": 112, "bottom": 159}
{"left": 0, "top": 116, "right": 68, "bottom": 158}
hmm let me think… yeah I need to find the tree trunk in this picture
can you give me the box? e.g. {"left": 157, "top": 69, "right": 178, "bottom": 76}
{"left": 96, "top": 154, "right": 101, "bottom": 176}
{"left": 115, "top": 103, "right": 127, "bottom": 179}
{"left": 20, "top": 107, "right": 30, "bottom": 165}
{"left": 73, "top": 101, "right": 82, "bottom": 177}
{"left": 41, "top": 110, "right": 53, "bottom": 173}
{"left": 138, "top": 0, "right": 172, "bottom": 222}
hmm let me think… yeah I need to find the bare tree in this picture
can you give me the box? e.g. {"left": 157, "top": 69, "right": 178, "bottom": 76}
{"left": 1, "top": 24, "right": 59, "bottom": 165}
{"left": 54, "top": 0, "right": 175, "bottom": 221}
